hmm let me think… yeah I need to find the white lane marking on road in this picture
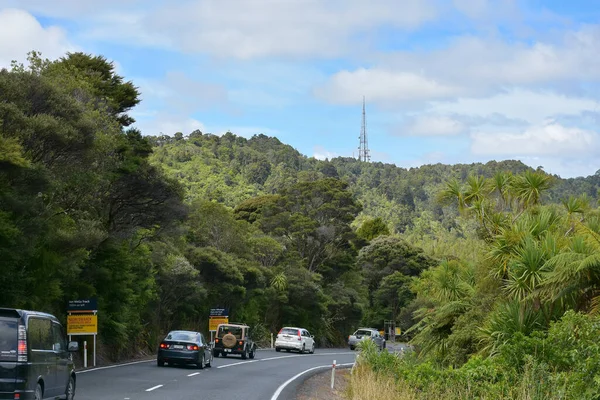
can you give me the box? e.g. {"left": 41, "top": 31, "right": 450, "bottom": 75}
{"left": 76, "top": 350, "right": 356, "bottom": 374}
{"left": 145, "top": 385, "right": 163, "bottom": 392}
{"left": 215, "top": 352, "right": 356, "bottom": 369}
{"left": 270, "top": 363, "right": 355, "bottom": 400}
{"left": 187, "top": 372, "right": 200, "bottom": 376}
{"left": 77, "top": 359, "right": 154, "bottom": 374}
{"left": 261, "top": 352, "right": 355, "bottom": 361}
{"left": 217, "top": 360, "right": 260, "bottom": 369}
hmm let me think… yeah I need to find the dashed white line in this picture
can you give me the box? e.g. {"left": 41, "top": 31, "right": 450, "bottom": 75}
{"left": 216, "top": 360, "right": 260, "bottom": 369}
{"left": 270, "top": 363, "right": 355, "bottom": 400}
{"left": 187, "top": 372, "right": 200, "bottom": 376}
{"left": 145, "top": 385, "right": 163, "bottom": 392}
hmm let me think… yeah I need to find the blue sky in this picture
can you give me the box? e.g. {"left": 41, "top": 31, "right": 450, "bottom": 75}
{"left": 0, "top": 0, "right": 599, "bottom": 178}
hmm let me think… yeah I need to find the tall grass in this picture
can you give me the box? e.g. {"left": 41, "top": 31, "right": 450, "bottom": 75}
{"left": 346, "top": 340, "right": 574, "bottom": 400}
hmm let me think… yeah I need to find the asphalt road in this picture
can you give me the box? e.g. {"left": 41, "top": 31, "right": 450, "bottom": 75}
{"left": 75, "top": 348, "right": 359, "bottom": 400}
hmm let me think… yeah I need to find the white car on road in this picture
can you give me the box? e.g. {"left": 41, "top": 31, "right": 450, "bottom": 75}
{"left": 348, "top": 328, "right": 386, "bottom": 350}
{"left": 275, "top": 327, "right": 315, "bottom": 354}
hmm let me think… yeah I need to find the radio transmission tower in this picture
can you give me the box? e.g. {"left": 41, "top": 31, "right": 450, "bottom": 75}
{"left": 358, "top": 96, "right": 370, "bottom": 162}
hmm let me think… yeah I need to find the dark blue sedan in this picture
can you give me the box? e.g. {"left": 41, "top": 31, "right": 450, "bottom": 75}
{"left": 157, "top": 330, "right": 213, "bottom": 368}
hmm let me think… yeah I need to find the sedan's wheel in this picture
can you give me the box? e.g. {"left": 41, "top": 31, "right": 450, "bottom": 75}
{"left": 309, "top": 344, "right": 315, "bottom": 354}
{"left": 275, "top": 347, "right": 281, "bottom": 352}
{"left": 206, "top": 352, "right": 213, "bottom": 367}
{"left": 65, "top": 377, "right": 75, "bottom": 400}
{"left": 157, "top": 359, "right": 165, "bottom": 367}
{"left": 198, "top": 355, "right": 205, "bottom": 369}
{"left": 34, "top": 383, "right": 42, "bottom": 400}
{"left": 301, "top": 344, "right": 305, "bottom": 354}
{"left": 350, "top": 345, "right": 355, "bottom": 351}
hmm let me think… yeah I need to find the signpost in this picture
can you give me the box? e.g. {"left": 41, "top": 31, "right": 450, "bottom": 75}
{"left": 67, "top": 298, "right": 98, "bottom": 368}
{"left": 209, "top": 307, "right": 229, "bottom": 342}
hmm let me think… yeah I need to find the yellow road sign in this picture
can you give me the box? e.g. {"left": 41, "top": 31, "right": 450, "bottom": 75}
{"left": 209, "top": 317, "right": 228, "bottom": 331}
{"left": 67, "top": 314, "right": 98, "bottom": 335}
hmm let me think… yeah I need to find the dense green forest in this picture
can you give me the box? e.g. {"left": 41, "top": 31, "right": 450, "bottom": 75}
{"left": 2, "top": 50, "right": 600, "bottom": 400}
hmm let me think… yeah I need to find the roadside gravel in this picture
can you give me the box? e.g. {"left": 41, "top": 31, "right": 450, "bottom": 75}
{"left": 295, "top": 368, "right": 351, "bottom": 400}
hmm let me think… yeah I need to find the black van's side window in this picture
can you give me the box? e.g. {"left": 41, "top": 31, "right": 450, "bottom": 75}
{"left": 52, "top": 323, "right": 67, "bottom": 352}
{"left": 28, "top": 318, "right": 53, "bottom": 350}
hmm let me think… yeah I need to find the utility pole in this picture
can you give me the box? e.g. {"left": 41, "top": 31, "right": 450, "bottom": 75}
{"left": 358, "top": 96, "right": 370, "bottom": 162}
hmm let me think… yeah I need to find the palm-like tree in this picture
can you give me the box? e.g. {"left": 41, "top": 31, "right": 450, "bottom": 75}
{"left": 538, "top": 216, "right": 600, "bottom": 314}
{"left": 491, "top": 171, "right": 513, "bottom": 211}
{"left": 511, "top": 171, "right": 554, "bottom": 212}
{"left": 437, "top": 178, "right": 465, "bottom": 211}
{"left": 563, "top": 195, "right": 590, "bottom": 236}
{"left": 409, "top": 260, "right": 475, "bottom": 360}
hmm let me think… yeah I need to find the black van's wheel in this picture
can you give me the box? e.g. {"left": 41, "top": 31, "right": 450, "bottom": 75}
{"left": 34, "top": 383, "right": 43, "bottom": 400}
{"left": 66, "top": 377, "right": 75, "bottom": 400}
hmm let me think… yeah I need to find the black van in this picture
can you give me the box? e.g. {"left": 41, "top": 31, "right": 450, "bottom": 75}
{"left": 0, "top": 308, "right": 79, "bottom": 399}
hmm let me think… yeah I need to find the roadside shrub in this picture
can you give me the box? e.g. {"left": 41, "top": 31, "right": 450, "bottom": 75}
{"left": 353, "top": 310, "right": 600, "bottom": 399}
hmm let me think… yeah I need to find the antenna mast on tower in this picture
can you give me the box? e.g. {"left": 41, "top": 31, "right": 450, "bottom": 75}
{"left": 358, "top": 96, "right": 370, "bottom": 162}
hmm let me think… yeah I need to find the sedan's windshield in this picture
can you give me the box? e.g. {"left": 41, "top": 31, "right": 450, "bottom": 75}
{"left": 354, "top": 329, "right": 372, "bottom": 336}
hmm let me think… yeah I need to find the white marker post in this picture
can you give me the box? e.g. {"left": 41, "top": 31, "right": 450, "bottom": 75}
{"left": 271, "top": 333, "right": 274, "bottom": 349}
{"left": 83, "top": 341, "right": 88, "bottom": 368}
{"left": 331, "top": 359, "right": 336, "bottom": 389}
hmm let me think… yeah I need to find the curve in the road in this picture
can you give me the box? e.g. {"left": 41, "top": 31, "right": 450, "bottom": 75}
{"left": 75, "top": 348, "right": 359, "bottom": 400}
{"left": 216, "top": 351, "right": 355, "bottom": 369}
{"left": 270, "top": 362, "right": 355, "bottom": 400}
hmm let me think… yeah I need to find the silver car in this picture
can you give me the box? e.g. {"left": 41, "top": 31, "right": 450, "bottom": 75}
{"left": 348, "top": 328, "right": 386, "bottom": 350}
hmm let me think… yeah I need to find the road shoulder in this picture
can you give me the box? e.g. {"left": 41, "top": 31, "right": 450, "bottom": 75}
{"left": 294, "top": 367, "right": 351, "bottom": 400}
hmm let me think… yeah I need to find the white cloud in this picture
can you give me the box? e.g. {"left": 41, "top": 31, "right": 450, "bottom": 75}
{"left": 0, "top": 0, "right": 148, "bottom": 19}
{"left": 313, "top": 146, "right": 339, "bottom": 161}
{"left": 516, "top": 156, "right": 600, "bottom": 179}
{"left": 317, "top": 25, "right": 600, "bottom": 106}
{"left": 430, "top": 89, "right": 600, "bottom": 124}
{"left": 315, "top": 68, "right": 461, "bottom": 105}
{"left": 41, "top": 0, "right": 438, "bottom": 59}
{"left": 452, "top": 0, "right": 490, "bottom": 19}
{"left": 401, "top": 115, "right": 466, "bottom": 136}
{"left": 400, "top": 151, "right": 449, "bottom": 168}
{"left": 471, "top": 121, "right": 599, "bottom": 157}
{"left": 0, "top": 9, "right": 76, "bottom": 67}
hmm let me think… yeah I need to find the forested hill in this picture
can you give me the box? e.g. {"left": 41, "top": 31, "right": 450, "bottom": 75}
{"left": 148, "top": 132, "right": 600, "bottom": 233}
{"left": 3, "top": 50, "right": 600, "bottom": 370}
